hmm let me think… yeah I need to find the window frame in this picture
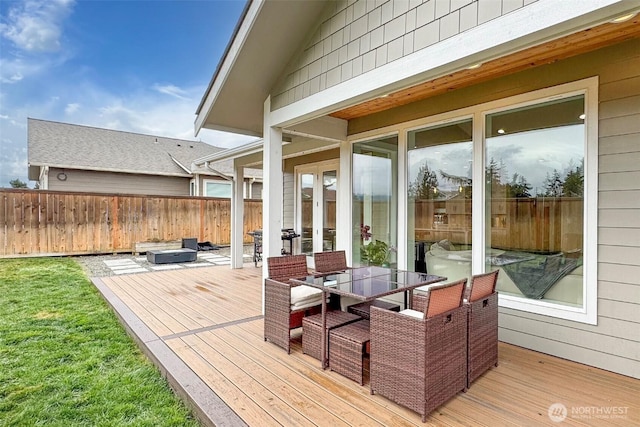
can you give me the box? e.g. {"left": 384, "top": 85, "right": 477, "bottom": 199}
{"left": 203, "top": 179, "right": 232, "bottom": 198}
{"left": 480, "top": 78, "right": 598, "bottom": 324}
{"left": 347, "top": 77, "right": 598, "bottom": 324}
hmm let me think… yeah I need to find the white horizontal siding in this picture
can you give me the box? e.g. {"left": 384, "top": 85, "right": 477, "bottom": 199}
{"left": 599, "top": 190, "right": 640, "bottom": 209}
{"left": 499, "top": 324, "right": 639, "bottom": 379}
{"left": 599, "top": 245, "right": 640, "bottom": 266}
{"left": 598, "top": 227, "right": 640, "bottom": 246}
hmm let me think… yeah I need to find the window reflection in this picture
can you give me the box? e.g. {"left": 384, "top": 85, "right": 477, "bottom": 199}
{"left": 407, "top": 119, "right": 473, "bottom": 283}
{"left": 485, "top": 95, "right": 585, "bottom": 306}
{"left": 353, "top": 137, "right": 398, "bottom": 267}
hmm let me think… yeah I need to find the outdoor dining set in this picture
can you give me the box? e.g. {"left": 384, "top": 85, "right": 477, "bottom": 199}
{"left": 263, "top": 251, "right": 499, "bottom": 422}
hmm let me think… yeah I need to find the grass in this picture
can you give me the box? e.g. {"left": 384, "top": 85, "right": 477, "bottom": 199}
{"left": 0, "top": 257, "right": 200, "bottom": 427}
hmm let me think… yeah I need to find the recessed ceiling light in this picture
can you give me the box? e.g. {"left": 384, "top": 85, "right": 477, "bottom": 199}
{"left": 497, "top": 129, "right": 505, "bottom": 134}
{"left": 579, "top": 113, "right": 586, "bottom": 120}
{"left": 611, "top": 12, "right": 637, "bottom": 23}
{"left": 379, "top": 93, "right": 390, "bottom": 98}
{"left": 467, "top": 63, "right": 482, "bottom": 70}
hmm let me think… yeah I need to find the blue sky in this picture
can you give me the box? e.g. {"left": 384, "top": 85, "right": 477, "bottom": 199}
{"left": 0, "top": 0, "right": 256, "bottom": 187}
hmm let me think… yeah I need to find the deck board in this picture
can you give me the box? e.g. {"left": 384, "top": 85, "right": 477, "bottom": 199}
{"left": 99, "top": 264, "right": 640, "bottom": 426}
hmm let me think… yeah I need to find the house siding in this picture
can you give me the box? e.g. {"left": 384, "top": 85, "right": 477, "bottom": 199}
{"left": 47, "top": 168, "right": 189, "bottom": 196}
{"left": 349, "top": 39, "right": 640, "bottom": 378}
{"left": 271, "top": 0, "right": 538, "bottom": 110}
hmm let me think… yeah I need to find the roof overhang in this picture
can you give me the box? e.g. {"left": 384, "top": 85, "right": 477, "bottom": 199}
{"left": 195, "top": 0, "right": 328, "bottom": 137}
{"left": 197, "top": 0, "right": 639, "bottom": 139}
{"left": 268, "top": 0, "right": 640, "bottom": 129}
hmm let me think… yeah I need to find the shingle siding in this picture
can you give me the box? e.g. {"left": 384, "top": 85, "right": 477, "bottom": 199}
{"left": 271, "top": 0, "right": 538, "bottom": 110}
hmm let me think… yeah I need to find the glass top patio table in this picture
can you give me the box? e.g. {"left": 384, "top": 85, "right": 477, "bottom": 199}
{"left": 290, "top": 266, "right": 446, "bottom": 370}
{"left": 292, "top": 267, "right": 445, "bottom": 300}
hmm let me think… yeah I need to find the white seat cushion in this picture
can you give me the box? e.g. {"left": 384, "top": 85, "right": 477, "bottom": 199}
{"left": 398, "top": 308, "right": 424, "bottom": 320}
{"left": 340, "top": 296, "right": 362, "bottom": 311}
{"left": 290, "top": 285, "right": 323, "bottom": 310}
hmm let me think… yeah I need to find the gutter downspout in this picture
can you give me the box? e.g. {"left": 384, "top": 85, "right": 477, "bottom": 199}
{"left": 205, "top": 162, "right": 233, "bottom": 181}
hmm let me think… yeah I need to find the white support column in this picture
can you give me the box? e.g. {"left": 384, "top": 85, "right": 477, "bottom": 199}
{"left": 262, "top": 96, "right": 284, "bottom": 282}
{"left": 397, "top": 131, "right": 408, "bottom": 270}
{"left": 231, "top": 162, "right": 245, "bottom": 269}
{"left": 471, "top": 112, "right": 485, "bottom": 275}
{"left": 337, "top": 140, "right": 352, "bottom": 262}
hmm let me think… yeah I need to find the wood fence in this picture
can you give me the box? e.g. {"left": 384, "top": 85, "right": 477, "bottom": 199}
{"left": 0, "top": 189, "right": 262, "bottom": 257}
{"left": 413, "top": 197, "right": 583, "bottom": 253}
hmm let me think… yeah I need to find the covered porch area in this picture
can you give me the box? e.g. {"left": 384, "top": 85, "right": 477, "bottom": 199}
{"left": 93, "top": 266, "right": 639, "bottom": 426}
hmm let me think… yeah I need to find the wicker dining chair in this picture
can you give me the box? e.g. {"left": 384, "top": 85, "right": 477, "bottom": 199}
{"left": 264, "top": 255, "right": 322, "bottom": 354}
{"left": 370, "top": 279, "right": 468, "bottom": 423}
{"left": 267, "top": 254, "right": 309, "bottom": 280}
{"left": 313, "top": 250, "right": 349, "bottom": 273}
{"left": 313, "top": 250, "right": 360, "bottom": 311}
{"left": 465, "top": 270, "right": 499, "bottom": 388}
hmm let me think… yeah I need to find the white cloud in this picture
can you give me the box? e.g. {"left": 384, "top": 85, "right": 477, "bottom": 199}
{"left": 65, "top": 102, "right": 79, "bottom": 114}
{"left": 153, "top": 84, "right": 189, "bottom": 100}
{"left": 0, "top": 0, "right": 74, "bottom": 52}
{"left": 0, "top": 0, "right": 76, "bottom": 84}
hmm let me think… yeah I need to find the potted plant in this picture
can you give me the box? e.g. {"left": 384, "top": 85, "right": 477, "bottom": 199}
{"left": 360, "top": 239, "right": 390, "bottom": 266}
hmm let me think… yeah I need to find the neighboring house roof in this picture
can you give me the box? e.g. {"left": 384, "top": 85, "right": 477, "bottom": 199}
{"left": 28, "top": 118, "right": 262, "bottom": 180}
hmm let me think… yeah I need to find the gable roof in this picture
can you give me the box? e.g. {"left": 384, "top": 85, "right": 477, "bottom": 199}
{"left": 27, "top": 118, "right": 262, "bottom": 179}
{"left": 195, "top": 0, "right": 328, "bottom": 137}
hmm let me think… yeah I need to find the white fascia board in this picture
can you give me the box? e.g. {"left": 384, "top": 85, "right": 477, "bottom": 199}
{"left": 194, "top": 0, "right": 264, "bottom": 135}
{"left": 269, "top": 0, "right": 630, "bottom": 129}
{"left": 192, "top": 138, "right": 265, "bottom": 166}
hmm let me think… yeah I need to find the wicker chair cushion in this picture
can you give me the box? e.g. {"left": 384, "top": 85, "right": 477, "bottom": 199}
{"left": 290, "top": 285, "right": 323, "bottom": 310}
{"left": 397, "top": 308, "right": 424, "bottom": 319}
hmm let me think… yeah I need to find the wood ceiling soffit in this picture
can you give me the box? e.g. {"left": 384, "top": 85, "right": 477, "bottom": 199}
{"left": 330, "top": 19, "right": 640, "bottom": 121}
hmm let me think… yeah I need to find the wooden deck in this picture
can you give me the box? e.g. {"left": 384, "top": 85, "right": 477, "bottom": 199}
{"left": 96, "top": 265, "right": 640, "bottom": 426}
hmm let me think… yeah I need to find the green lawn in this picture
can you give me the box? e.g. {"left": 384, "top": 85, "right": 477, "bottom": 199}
{"left": 0, "top": 258, "right": 200, "bottom": 427}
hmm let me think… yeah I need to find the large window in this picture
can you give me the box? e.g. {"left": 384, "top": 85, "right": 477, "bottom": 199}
{"left": 407, "top": 119, "right": 473, "bottom": 283}
{"left": 349, "top": 78, "right": 596, "bottom": 322}
{"left": 485, "top": 96, "right": 585, "bottom": 307}
{"left": 352, "top": 136, "right": 398, "bottom": 267}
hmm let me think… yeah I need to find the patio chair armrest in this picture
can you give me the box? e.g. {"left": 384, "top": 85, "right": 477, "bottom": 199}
{"left": 265, "top": 278, "right": 292, "bottom": 316}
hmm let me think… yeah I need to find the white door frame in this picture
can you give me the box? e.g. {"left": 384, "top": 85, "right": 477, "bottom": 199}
{"left": 294, "top": 160, "right": 340, "bottom": 262}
